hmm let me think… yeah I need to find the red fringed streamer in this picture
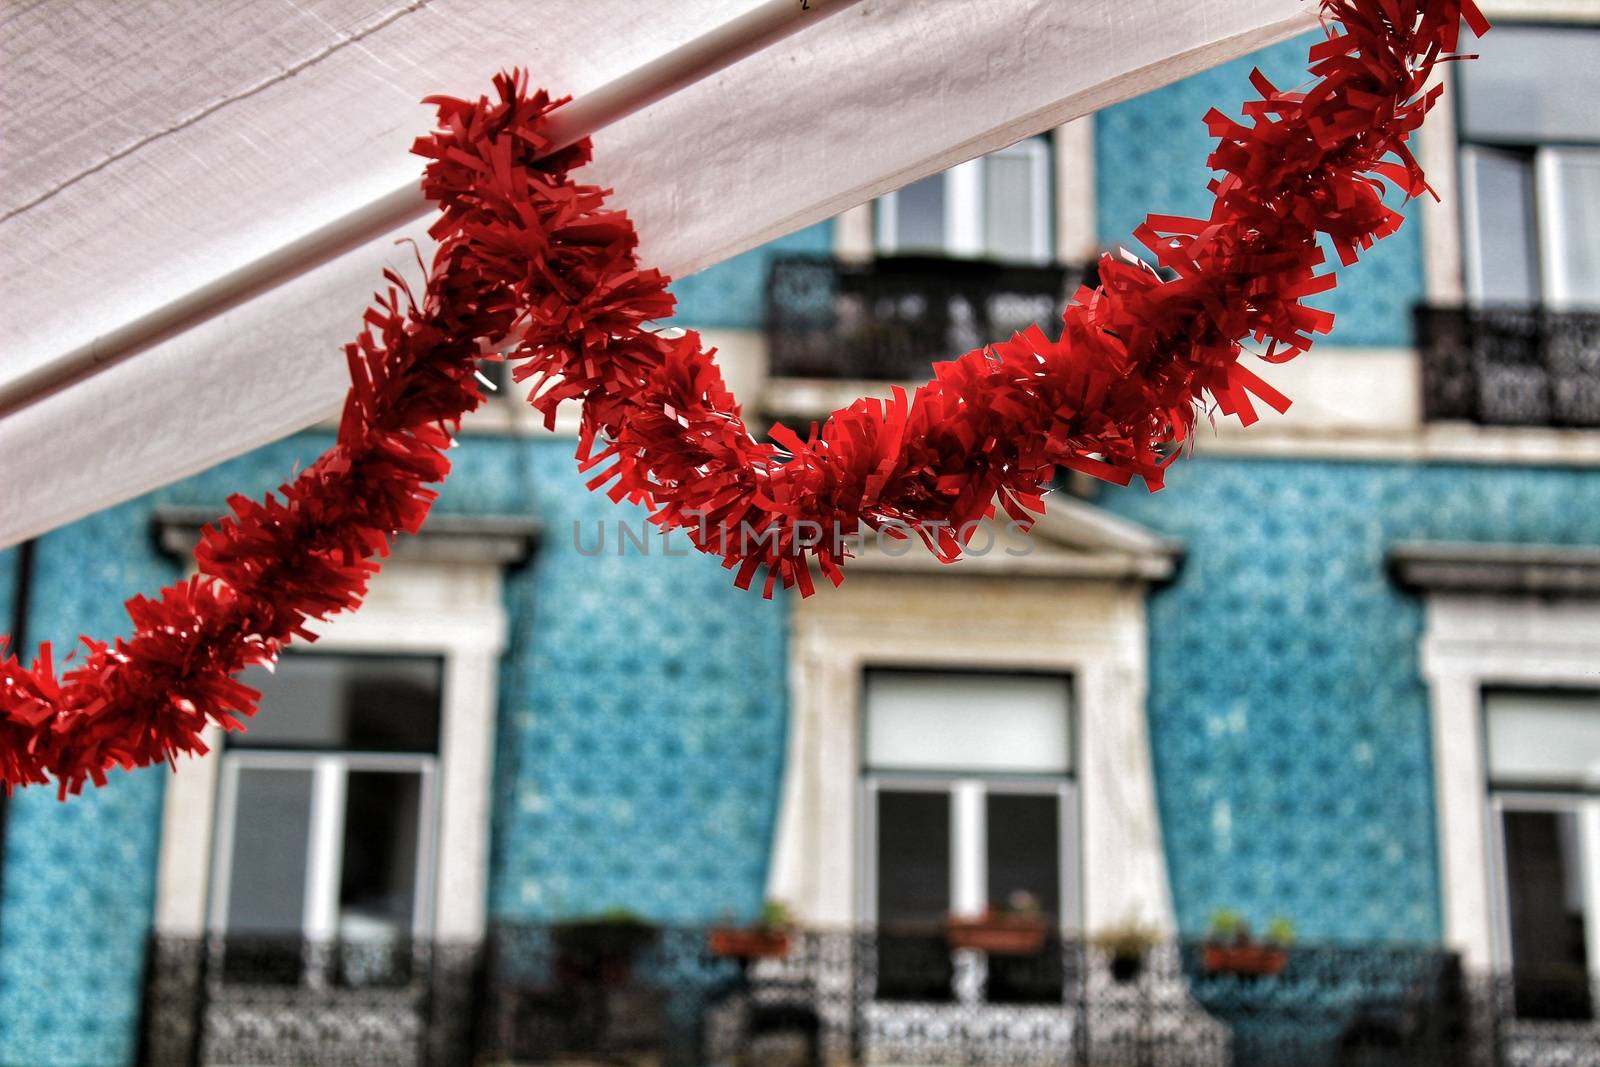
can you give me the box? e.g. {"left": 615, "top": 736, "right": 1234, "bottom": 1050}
{"left": 0, "top": 0, "right": 1486, "bottom": 795}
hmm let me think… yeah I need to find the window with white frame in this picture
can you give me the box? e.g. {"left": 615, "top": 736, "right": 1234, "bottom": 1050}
{"left": 1486, "top": 689, "right": 1600, "bottom": 1021}
{"left": 861, "top": 670, "right": 1076, "bottom": 1004}
{"left": 876, "top": 138, "right": 1053, "bottom": 264}
{"left": 209, "top": 653, "right": 442, "bottom": 985}
{"left": 1457, "top": 26, "right": 1600, "bottom": 309}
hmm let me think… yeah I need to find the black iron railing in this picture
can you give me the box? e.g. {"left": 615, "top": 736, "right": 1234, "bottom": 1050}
{"left": 138, "top": 926, "right": 1600, "bottom": 1067}
{"left": 1416, "top": 305, "right": 1600, "bottom": 427}
{"left": 766, "top": 255, "right": 1084, "bottom": 381}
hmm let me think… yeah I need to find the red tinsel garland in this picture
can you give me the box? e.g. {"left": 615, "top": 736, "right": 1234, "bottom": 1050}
{"left": 0, "top": 0, "right": 1487, "bottom": 795}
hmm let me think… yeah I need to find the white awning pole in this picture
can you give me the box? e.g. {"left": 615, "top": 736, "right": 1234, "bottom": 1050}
{"left": 0, "top": 0, "right": 861, "bottom": 421}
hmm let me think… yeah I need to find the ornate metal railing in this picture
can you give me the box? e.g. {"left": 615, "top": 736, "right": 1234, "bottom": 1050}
{"left": 1416, "top": 305, "right": 1600, "bottom": 427}
{"left": 138, "top": 926, "right": 1600, "bottom": 1066}
{"left": 765, "top": 255, "right": 1085, "bottom": 381}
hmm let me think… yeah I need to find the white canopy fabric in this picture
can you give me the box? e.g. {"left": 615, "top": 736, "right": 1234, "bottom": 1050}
{"left": 0, "top": 0, "right": 1311, "bottom": 547}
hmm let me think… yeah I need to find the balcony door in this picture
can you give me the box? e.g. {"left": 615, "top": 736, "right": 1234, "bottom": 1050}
{"left": 1486, "top": 689, "right": 1600, "bottom": 1021}
{"left": 876, "top": 138, "right": 1052, "bottom": 265}
{"left": 861, "top": 669, "right": 1076, "bottom": 1004}
{"left": 208, "top": 653, "right": 442, "bottom": 985}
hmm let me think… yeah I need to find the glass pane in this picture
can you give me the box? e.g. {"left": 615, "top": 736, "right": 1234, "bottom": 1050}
{"left": 1458, "top": 27, "right": 1600, "bottom": 145}
{"left": 1486, "top": 690, "right": 1600, "bottom": 787}
{"left": 875, "top": 789, "right": 954, "bottom": 1002}
{"left": 1502, "top": 808, "right": 1593, "bottom": 1020}
{"left": 876, "top": 790, "right": 950, "bottom": 924}
{"left": 890, "top": 174, "right": 946, "bottom": 253}
{"left": 224, "top": 767, "right": 313, "bottom": 934}
{"left": 1552, "top": 151, "right": 1600, "bottom": 308}
{"left": 1466, "top": 148, "right": 1539, "bottom": 305}
{"left": 865, "top": 671, "right": 1071, "bottom": 773}
{"left": 338, "top": 770, "right": 424, "bottom": 940}
{"left": 986, "top": 793, "right": 1060, "bottom": 917}
{"left": 236, "top": 654, "right": 442, "bottom": 752}
{"left": 984, "top": 149, "right": 1042, "bottom": 262}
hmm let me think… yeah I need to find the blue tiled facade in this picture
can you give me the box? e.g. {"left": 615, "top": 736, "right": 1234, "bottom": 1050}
{"left": 1100, "top": 460, "right": 1600, "bottom": 941}
{"left": 1095, "top": 33, "right": 1424, "bottom": 348}
{"left": 0, "top": 31, "right": 1588, "bottom": 1067}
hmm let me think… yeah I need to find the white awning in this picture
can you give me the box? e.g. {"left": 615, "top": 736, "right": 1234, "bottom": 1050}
{"left": 0, "top": 0, "right": 1312, "bottom": 547}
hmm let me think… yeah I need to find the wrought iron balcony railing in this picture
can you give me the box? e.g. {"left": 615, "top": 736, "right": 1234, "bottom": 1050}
{"left": 135, "top": 925, "right": 1600, "bottom": 1067}
{"left": 1416, "top": 305, "right": 1600, "bottom": 428}
{"left": 765, "top": 255, "right": 1085, "bottom": 381}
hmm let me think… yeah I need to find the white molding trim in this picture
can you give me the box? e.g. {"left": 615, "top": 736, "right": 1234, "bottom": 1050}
{"left": 1417, "top": 66, "right": 1465, "bottom": 306}
{"left": 153, "top": 558, "right": 511, "bottom": 942}
{"left": 1053, "top": 116, "right": 1097, "bottom": 265}
{"left": 769, "top": 546, "right": 1175, "bottom": 934}
{"left": 1419, "top": 590, "right": 1600, "bottom": 968}
{"left": 1479, "top": 0, "right": 1600, "bottom": 21}
{"left": 834, "top": 204, "right": 875, "bottom": 264}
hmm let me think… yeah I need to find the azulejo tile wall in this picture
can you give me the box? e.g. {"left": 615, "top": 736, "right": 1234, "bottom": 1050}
{"left": 667, "top": 222, "right": 833, "bottom": 330}
{"left": 1095, "top": 33, "right": 1425, "bottom": 348}
{"left": 0, "top": 503, "right": 175, "bottom": 1067}
{"left": 0, "top": 423, "right": 791, "bottom": 1065}
{"left": 1099, "top": 458, "right": 1600, "bottom": 941}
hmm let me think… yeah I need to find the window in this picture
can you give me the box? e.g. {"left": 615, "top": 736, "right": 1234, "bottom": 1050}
{"left": 1458, "top": 26, "right": 1600, "bottom": 309}
{"left": 208, "top": 653, "right": 443, "bottom": 986}
{"left": 1486, "top": 689, "right": 1600, "bottom": 1020}
{"left": 861, "top": 670, "right": 1076, "bottom": 1004}
{"left": 876, "top": 139, "right": 1053, "bottom": 264}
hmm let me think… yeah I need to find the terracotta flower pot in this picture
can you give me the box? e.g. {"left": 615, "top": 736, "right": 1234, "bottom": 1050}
{"left": 945, "top": 914, "right": 1051, "bottom": 956}
{"left": 1202, "top": 943, "right": 1288, "bottom": 978}
{"left": 708, "top": 927, "right": 792, "bottom": 960}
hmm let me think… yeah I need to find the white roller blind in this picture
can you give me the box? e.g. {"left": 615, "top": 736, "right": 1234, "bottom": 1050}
{"left": 1486, "top": 690, "right": 1600, "bottom": 786}
{"left": 865, "top": 671, "right": 1071, "bottom": 774}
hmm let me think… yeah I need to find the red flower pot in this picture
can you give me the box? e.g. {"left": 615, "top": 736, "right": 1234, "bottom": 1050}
{"left": 708, "top": 928, "right": 792, "bottom": 960}
{"left": 945, "top": 914, "right": 1051, "bottom": 956}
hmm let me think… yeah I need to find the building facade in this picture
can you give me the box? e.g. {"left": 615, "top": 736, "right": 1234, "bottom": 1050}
{"left": 1, "top": 13, "right": 1599, "bottom": 1066}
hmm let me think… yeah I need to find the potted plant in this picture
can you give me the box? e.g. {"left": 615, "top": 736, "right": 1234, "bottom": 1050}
{"left": 552, "top": 907, "right": 660, "bottom": 987}
{"left": 709, "top": 899, "right": 794, "bottom": 960}
{"left": 1093, "top": 920, "right": 1159, "bottom": 984}
{"left": 946, "top": 891, "right": 1052, "bottom": 956}
{"left": 1201, "top": 909, "right": 1293, "bottom": 978}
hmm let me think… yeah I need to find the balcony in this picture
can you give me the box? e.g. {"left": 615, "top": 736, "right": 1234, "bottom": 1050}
{"left": 765, "top": 255, "right": 1085, "bottom": 382}
{"left": 1416, "top": 306, "right": 1600, "bottom": 428}
{"left": 138, "top": 925, "right": 1600, "bottom": 1067}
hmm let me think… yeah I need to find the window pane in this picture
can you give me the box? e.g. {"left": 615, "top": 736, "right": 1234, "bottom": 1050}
{"left": 890, "top": 174, "right": 946, "bottom": 253}
{"left": 235, "top": 654, "right": 442, "bottom": 752}
{"left": 876, "top": 790, "right": 950, "bottom": 924}
{"left": 984, "top": 148, "right": 1043, "bottom": 262}
{"left": 339, "top": 770, "right": 425, "bottom": 940}
{"left": 1551, "top": 151, "right": 1600, "bottom": 308}
{"left": 1486, "top": 690, "right": 1600, "bottom": 787}
{"left": 224, "top": 767, "right": 313, "bottom": 934}
{"left": 1466, "top": 148, "right": 1539, "bottom": 304}
{"left": 1502, "top": 808, "right": 1593, "bottom": 1021}
{"left": 986, "top": 792, "right": 1060, "bottom": 917}
{"left": 865, "top": 671, "right": 1071, "bottom": 773}
{"left": 1458, "top": 27, "right": 1600, "bottom": 145}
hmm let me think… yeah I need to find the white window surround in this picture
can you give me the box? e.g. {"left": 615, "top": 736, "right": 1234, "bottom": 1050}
{"left": 1409, "top": 553, "right": 1600, "bottom": 968}
{"left": 152, "top": 517, "right": 532, "bottom": 944}
{"left": 767, "top": 499, "right": 1180, "bottom": 934}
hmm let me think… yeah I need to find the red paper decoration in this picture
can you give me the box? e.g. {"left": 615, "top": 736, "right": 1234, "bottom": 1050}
{"left": 0, "top": 0, "right": 1487, "bottom": 795}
